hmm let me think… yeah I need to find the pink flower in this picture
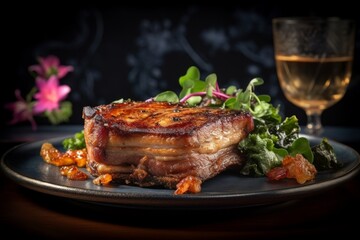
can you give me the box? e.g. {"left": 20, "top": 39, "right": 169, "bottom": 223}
{"left": 29, "top": 55, "right": 74, "bottom": 79}
{"left": 5, "top": 55, "right": 73, "bottom": 129}
{"left": 5, "top": 89, "right": 37, "bottom": 130}
{"left": 33, "top": 76, "right": 71, "bottom": 113}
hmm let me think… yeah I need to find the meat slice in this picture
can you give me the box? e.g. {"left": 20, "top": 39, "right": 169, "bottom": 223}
{"left": 83, "top": 101, "right": 254, "bottom": 190}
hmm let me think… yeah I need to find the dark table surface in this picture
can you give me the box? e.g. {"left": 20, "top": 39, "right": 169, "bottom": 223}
{"left": 1, "top": 125, "right": 360, "bottom": 239}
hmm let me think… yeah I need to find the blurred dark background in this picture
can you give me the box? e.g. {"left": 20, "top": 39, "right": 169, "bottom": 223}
{"left": 1, "top": 2, "right": 359, "bottom": 130}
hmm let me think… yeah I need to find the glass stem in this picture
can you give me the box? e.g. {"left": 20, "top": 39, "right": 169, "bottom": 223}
{"left": 305, "top": 110, "right": 323, "bottom": 136}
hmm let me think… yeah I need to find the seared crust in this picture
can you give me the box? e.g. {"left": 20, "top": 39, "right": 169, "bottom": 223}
{"left": 83, "top": 101, "right": 254, "bottom": 189}
{"left": 83, "top": 101, "right": 253, "bottom": 135}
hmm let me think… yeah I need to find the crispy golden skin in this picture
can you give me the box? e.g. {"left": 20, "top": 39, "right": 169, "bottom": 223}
{"left": 83, "top": 101, "right": 254, "bottom": 189}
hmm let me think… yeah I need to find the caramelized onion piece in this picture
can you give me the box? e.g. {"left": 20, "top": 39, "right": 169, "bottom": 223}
{"left": 267, "top": 154, "right": 317, "bottom": 184}
{"left": 283, "top": 154, "right": 317, "bottom": 184}
{"left": 93, "top": 174, "right": 113, "bottom": 185}
{"left": 266, "top": 166, "right": 288, "bottom": 181}
{"left": 60, "top": 165, "right": 88, "bottom": 180}
{"left": 174, "top": 176, "right": 202, "bottom": 195}
{"left": 40, "top": 143, "right": 87, "bottom": 167}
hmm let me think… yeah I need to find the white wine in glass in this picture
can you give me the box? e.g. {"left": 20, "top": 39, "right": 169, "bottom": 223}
{"left": 273, "top": 18, "right": 355, "bottom": 135}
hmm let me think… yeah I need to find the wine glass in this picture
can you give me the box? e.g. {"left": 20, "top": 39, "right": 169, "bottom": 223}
{"left": 272, "top": 17, "right": 355, "bottom": 135}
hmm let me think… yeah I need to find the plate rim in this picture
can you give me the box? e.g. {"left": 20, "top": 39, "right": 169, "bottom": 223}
{"left": 1, "top": 135, "right": 360, "bottom": 209}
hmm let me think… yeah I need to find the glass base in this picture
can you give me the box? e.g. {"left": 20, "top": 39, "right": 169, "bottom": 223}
{"left": 304, "top": 126, "right": 323, "bottom": 136}
{"left": 306, "top": 112, "right": 323, "bottom": 136}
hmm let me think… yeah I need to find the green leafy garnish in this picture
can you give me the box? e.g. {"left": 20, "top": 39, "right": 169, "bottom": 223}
{"left": 62, "top": 130, "right": 86, "bottom": 150}
{"left": 288, "top": 137, "right": 314, "bottom": 163}
{"left": 312, "top": 138, "right": 342, "bottom": 170}
{"left": 151, "top": 66, "right": 335, "bottom": 176}
{"left": 238, "top": 134, "right": 284, "bottom": 176}
{"left": 154, "top": 91, "right": 179, "bottom": 103}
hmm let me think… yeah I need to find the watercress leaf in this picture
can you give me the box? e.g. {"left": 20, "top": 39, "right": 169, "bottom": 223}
{"left": 179, "top": 79, "right": 195, "bottom": 99}
{"left": 288, "top": 137, "right": 314, "bottom": 163}
{"left": 312, "top": 138, "right": 342, "bottom": 170}
{"left": 205, "top": 73, "right": 217, "bottom": 86}
{"left": 180, "top": 79, "right": 206, "bottom": 99}
{"left": 185, "top": 96, "right": 202, "bottom": 106}
{"left": 179, "top": 88, "right": 191, "bottom": 100}
{"left": 226, "top": 86, "right": 237, "bottom": 95}
{"left": 191, "top": 80, "right": 207, "bottom": 93}
{"left": 253, "top": 102, "right": 271, "bottom": 117}
{"left": 224, "top": 97, "right": 236, "bottom": 108}
{"left": 251, "top": 77, "right": 264, "bottom": 86}
{"left": 232, "top": 90, "right": 244, "bottom": 110}
{"left": 258, "top": 94, "right": 271, "bottom": 103}
{"left": 206, "top": 87, "right": 214, "bottom": 97}
{"left": 273, "top": 146, "right": 288, "bottom": 158}
{"left": 183, "top": 78, "right": 195, "bottom": 89}
{"left": 154, "top": 91, "right": 179, "bottom": 103}
{"left": 237, "top": 90, "right": 251, "bottom": 103}
{"left": 246, "top": 78, "right": 264, "bottom": 92}
{"left": 179, "top": 66, "right": 200, "bottom": 87}
{"left": 205, "top": 73, "right": 217, "bottom": 97}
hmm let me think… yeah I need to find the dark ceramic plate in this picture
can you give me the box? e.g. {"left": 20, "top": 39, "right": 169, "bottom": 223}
{"left": 1, "top": 135, "right": 359, "bottom": 209}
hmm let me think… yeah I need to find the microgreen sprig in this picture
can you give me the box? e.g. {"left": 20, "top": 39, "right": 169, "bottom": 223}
{"left": 149, "top": 66, "right": 278, "bottom": 123}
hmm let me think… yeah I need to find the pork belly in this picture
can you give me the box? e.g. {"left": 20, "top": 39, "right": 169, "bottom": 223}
{"left": 83, "top": 101, "right": 254, "bottom": 189}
